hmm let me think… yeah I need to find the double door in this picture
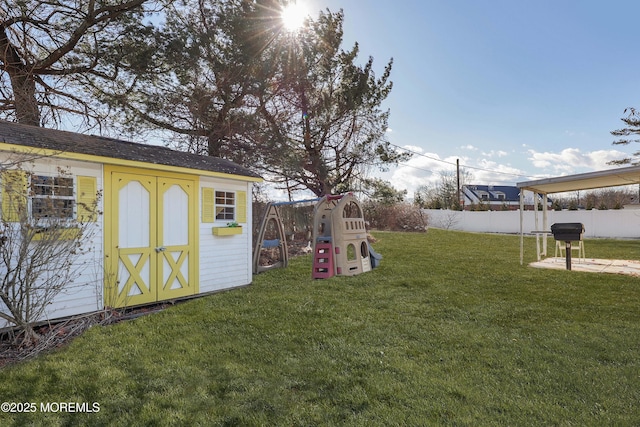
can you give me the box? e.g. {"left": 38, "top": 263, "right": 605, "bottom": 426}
{"left": 106, "top": 168, "right": 197, "bottom": 308}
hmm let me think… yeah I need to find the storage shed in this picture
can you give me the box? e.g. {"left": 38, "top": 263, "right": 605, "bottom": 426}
{"left": 0, "top": 121, "right": 261, "bottom": 327}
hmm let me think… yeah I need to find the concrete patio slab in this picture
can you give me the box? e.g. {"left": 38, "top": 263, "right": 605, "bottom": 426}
{"left": 530, "top": 257, "right": 640, "bottom": 277}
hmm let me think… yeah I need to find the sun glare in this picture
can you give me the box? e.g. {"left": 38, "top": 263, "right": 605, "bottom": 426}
{"left": 281, "top": 2, "right": 308, "bottom": 31}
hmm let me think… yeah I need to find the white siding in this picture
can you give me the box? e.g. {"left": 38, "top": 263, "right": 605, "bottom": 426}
{"left": 0, "top": 158, "right": 104, "bottom": 329}
{"left": 0, "top": 152, "right": 257, "bottom": 330}
{"left": 198, "top": 177, "right": 253, "bottom": 293}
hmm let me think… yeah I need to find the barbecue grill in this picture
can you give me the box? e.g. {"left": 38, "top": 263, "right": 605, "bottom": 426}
{"left": 550, "top": 222, "right": 584, "bottom": 270}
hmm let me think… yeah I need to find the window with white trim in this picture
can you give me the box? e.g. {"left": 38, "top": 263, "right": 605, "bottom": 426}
{"left": 215, "top": 191, "right": 235, "bottom": 220}
{"left": 31, "top": 175, "right": 74, "bottom": 219}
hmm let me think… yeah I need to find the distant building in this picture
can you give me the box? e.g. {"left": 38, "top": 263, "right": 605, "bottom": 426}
{"left": 461, "top": 185, "right": 548, "bottom": 211}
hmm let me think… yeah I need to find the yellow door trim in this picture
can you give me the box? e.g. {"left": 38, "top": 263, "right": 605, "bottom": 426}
{"left": 107, "top": 170, "right": 157, "bottom": 307}
{"left": 117, "top": 247, "right": 154, "bottom": 302}
{"left": 157, "top": 176, "right": 198, "bottom": 299}
{"left": 104, "top": 165, "right": 199, "bottom": 308}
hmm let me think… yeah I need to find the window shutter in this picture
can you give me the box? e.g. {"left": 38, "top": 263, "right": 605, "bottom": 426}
{"left": 236, "top": 190, "right": 247, "bottom": 223}
{"left": 1, "top": 170, "right": 27, "bottom": 222}
{"left": 202, "top": 187, "right": 214, "bottom": 223}
{"left": 77, "top": 176, "right": 98, "bottom": 222}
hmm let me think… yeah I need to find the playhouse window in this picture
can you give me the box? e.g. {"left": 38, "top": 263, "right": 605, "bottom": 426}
{"left": 342, "top": 201, "right": 362, "bottom": 219}
{"left": 31, "top": 176, "right": 74, "bottom": 219}
{"left": 215, "top": 191, "right": 235, "bottom": 220}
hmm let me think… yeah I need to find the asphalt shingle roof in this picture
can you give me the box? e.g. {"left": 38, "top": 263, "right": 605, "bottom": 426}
{"left": 0, "top": 120, "right": 261, "bottom": 179}
{"left": 464, "top": 185, "right": 521, "bottom": 202}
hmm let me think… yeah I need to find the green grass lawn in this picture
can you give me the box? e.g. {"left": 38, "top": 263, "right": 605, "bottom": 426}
{"left": 0, "top": 229, "right": 639, "bottom": 426}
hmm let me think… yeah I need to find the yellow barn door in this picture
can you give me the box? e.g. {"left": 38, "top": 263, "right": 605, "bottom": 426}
{"left": 106, "top": 168, "right": 197, "bottom": 308}
{"left": 157, "top": 177, "right": 196, "bottom": 301}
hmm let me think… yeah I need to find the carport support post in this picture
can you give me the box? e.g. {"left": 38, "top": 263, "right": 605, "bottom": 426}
{"left": 542, "top": 193, "right": 548, "bottom": 256}
{"left": 519, "top": 191, "right": 524, "bottom": 265}
{"left": 534, "top": 192, "right": 540, "bottom": 260}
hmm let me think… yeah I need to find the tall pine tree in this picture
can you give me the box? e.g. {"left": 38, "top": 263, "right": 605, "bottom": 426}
{"left": 97, "top": 1, "right": 408, "bottom": 196}
{"left": 610, "top": 107, "right": 640, "bottom": 165}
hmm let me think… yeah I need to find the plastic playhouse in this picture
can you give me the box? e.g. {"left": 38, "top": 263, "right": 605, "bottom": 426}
{"left": 253, "top": 193, "right": 381, "bottom": 278}
{"left": 311, "top": 193, "right": 381, "bottom": 279}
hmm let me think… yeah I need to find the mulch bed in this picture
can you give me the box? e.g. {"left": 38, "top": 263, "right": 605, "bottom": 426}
{"left": 258, "top": 240, "right": 312, "bottom": 267}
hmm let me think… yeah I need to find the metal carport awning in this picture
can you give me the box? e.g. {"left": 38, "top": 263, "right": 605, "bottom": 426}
{"left": 516, "top": 164, "right": 640, "bottom": 264}
{"left": 517, "top": 165, "right": 640, "bottom": 195}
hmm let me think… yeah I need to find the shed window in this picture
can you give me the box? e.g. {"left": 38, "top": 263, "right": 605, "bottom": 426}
{"left": 31, "top": 176, "right": 74, "bottom": 219}
{"left": 215, "top": 191, "right": 235, "bottom": 220}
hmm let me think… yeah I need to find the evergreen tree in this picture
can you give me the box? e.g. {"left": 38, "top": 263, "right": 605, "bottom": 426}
{"left": 610, "top": 107, "right": 640, "bottom": 165}
{"left": 257, "top": 9, "right": 407, "bottom": 196}
{"left": 98, "top": 2, "right": 408, "bottom": 196}
{"left": 95, "top": 0, "right": 281, "bottom": 164}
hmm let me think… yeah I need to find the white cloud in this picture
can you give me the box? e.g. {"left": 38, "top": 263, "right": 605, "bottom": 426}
{"left": 386, "top": 150, "right": 527, "bottom": 196}
{"left": 387, "top": 152, "right": 457, "bottom": 195}
{"left": 481, "top": 149, "right": 509, "bottom": 158}
{"left": 527, "top": 147, "right": 628, "bottom": 174}
{"left": 402, "top": 144, "right": 423, "bottom": 153}
{"left": 470, "top": 160, "right": 527, "bottom": 185}
{"left": 460, "top": 144, "right": 478, "bottom": 151}
{"left": 377, "top": 146, "right": 631, "bottom": 200}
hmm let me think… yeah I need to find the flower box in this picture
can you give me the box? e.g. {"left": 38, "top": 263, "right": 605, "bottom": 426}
{"left": 212, "top": 226, "right": 242, "bottom": 236}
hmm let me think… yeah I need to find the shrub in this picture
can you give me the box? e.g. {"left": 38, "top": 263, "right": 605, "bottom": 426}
{"left": 363, "top": 201, "right": 428, "bottom": 232}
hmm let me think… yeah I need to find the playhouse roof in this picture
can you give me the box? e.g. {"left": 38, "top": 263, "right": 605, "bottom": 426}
{"left": 0, "top": 120, "right": 262, "bottom": 180}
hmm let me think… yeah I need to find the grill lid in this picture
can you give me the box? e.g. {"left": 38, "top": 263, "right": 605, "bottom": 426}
{"left": 550, "top": 222, "right": 584, "bottom": 234}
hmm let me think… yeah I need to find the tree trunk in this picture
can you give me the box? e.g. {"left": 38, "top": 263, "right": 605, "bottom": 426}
{"left": 10, "top": 73, "right": 39, "bottom": 126}
{"left": 0, "top": 27, "right": 40, "bottom": 126}
{"left": 207, "top": 132, "right": 224, "bottom": 157}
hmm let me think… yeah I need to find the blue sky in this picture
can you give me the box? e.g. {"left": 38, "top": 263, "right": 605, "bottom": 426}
{"left": 306, "top": 0, "right": 640, "bottom": 195}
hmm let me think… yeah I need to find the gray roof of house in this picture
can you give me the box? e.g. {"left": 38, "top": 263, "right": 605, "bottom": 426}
{"left": 0, "top": 120, "right": 261, "bottom": 179}
{"left": 463, "top": 185, "right": 521, "bottom": 202}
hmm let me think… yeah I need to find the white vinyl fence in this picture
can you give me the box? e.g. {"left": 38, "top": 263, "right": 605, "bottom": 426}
{"left": 424, "top": 209, "right": 640, "bottom": 239}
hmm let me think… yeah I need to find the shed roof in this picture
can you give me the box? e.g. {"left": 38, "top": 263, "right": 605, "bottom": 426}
{"left": 0, "top": 120, "right": 261, "bottom": 180}
{"left": 516, "top": 165, "right": 640, "bottom": 194}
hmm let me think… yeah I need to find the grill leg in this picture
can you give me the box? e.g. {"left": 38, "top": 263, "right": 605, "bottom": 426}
{"left": 565, "top": 241, "right": 572, "bottom": 270}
